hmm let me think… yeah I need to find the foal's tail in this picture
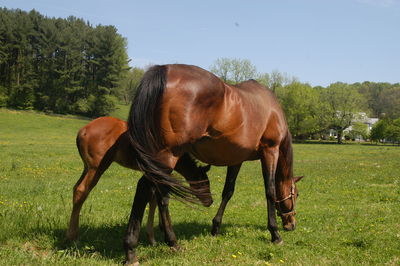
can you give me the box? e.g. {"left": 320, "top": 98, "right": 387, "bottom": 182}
{"left": 127, "top": 65, "right": 200, "bottom": 203}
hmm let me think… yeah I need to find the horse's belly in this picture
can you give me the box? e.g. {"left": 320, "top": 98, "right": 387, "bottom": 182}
{"left": 190, "top": 137, "right": 259, "bottom": 166}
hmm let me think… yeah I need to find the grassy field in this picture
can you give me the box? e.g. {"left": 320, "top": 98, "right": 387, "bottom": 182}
{"left": 110, "top": 103, "right": 130, "bottom": 120}
{"left": 0, "top": 108, "right": 399, "bottom": 265}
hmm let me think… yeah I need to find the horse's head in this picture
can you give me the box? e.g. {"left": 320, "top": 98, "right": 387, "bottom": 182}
{"left": 189, "top": 164, "right": 213, "bottom": 207}
{"left": 275, "top": 175, "right": 304, "bottom": 231}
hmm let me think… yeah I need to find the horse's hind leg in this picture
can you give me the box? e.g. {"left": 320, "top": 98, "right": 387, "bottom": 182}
{"left": 211, "top": 164, "right": 241, "bottom": 236}
{"left": 67, "top": 168, "right": 91, "bottom": 241}
{"left": 124, "top": 176, "right": 154, "bottom": 266}
{"left": 67, "top": 162, "right": 111, "bottom": 241}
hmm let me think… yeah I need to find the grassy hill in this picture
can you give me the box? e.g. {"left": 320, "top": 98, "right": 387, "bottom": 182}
{"left": 0, "top": 109, "right": 399, "bottom": 265}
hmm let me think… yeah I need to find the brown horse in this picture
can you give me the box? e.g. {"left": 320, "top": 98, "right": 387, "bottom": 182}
{"left": 124, "top": 64, "right": 303, "bottom": 265}
{"left": 66, "top": 116, "right": 212, "bottom": 245}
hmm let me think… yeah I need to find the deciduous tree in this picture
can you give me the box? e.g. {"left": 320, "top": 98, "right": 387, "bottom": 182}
{"left": 320, "top": 82, "right": 367, "bottom": 144}
{"left": 210, "top": 58, "right": 257, "bottom": 83}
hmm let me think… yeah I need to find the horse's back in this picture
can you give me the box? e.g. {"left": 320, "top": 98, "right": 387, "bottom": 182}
{"left": 189, "top": 82, "right": 281, "bottom": 165}
{"left": 161, "top": 64, "right": 287, "bottom": 165}
{"left": 160, "top": 65, "right": 226, "bottom": 147}
{"left": 77, "top": 117, "right": 133, "bottom": 168}
{"left": 78, "top": 117, "right": 127, "bottom": 149}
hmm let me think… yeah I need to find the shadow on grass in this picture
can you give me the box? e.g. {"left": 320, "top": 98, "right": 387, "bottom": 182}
{"left": 48, "top": 221, "right": 222, "bottom": 261}
{"left": 47, "top": 221, "right": 268, "bottom": 262}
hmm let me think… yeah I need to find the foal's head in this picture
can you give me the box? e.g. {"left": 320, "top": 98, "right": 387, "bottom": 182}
{"left": 275, "top": 175, "right": 303, "bottom": 231}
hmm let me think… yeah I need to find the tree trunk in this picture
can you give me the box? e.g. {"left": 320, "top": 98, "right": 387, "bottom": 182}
{"left": 337, "top": 130, "right": 343, "bottom": 144}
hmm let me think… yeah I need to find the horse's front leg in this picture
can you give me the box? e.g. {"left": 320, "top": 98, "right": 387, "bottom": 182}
{"left": 260, "top": 146, "right": 282, "bottom": 244}
{"left": 211, "top": 163, "right": 242, "bottom": 236}
{"left": 124, "top": 176, "right": 153, "bottom": 266}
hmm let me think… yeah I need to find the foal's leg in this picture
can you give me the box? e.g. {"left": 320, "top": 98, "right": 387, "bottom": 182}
{"left": 67, "top": 161, "right": 111, "bottom": 241}
{"left": 260, "top": 146, "right": 282, "bottom": 244}
{"left": 124, "top": 176, "right": 154, "bottom": 266}
{"left": 155, "top": 188, "right": 179, "bottom": 249}
{"left": 211, "top": 164, "right": 242, "bottom": 236}
{"left": 146, "top": 195, "right": 157, "bottom": 246}
{"left": 66, "top": 168, "right": 89, "bottom": 241}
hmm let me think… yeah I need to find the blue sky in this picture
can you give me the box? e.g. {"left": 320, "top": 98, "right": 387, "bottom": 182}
{"left": 1, "top": 0, "right": 399, "bottom": 86}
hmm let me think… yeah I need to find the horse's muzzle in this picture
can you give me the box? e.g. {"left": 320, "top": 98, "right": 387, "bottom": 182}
{"left": 202, "top": 198, "right": 213, "bottom": 207}
{"left": 283, "top": 222, "right": 296, "bottom": 231}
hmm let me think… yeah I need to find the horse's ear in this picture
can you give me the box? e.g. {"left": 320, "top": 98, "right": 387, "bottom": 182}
{"left": 293, "top": 176, "right": 304, "bottom": 183}
{"left": 201, "top": 165, "right": 211, "bottom": 173}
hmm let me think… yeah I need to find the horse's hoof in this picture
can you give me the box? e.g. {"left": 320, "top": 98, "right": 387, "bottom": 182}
{"left": 66, "top": 231, "right": 78, "bottom": 242}
{"left": 170, "top": 244, "right": 180, "bottom": 252}
{"left": 211, "top": 225, "right": 220, "bottom": 236}
{"left": 125, "top": 261, "right": 139, "bottom": 266}
{"left": 124, "top": 256, "right": 139, "bottom": 266}
{"left": 272, "top": 238, "right": 284, "bottom": 245}
{"left": 211, "top": 230, "right": 218, "bottom": 236}
{"left": 63, "top": 235, "right": 79, "bottom": 248}
{"left": 147, "top": 235, "right": 156, "bottom": 246}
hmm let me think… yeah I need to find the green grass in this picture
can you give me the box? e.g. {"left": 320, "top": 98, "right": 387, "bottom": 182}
{"left": 110, "top": 103, "right": 130, "bottom": 120}
{"left": 1, "top": 108, "right": 399, "bottom": 265}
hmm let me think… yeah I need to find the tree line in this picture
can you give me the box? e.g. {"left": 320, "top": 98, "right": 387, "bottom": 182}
{"left": 1, "top": 9, "right": 398, "bottom": 143}
{"left": 0, "top": 8, "right": 129, "bottom": 117}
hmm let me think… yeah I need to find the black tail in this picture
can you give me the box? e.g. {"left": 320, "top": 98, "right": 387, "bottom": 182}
{"left": 127, "top": 65, "right": 201, "bottom": 203}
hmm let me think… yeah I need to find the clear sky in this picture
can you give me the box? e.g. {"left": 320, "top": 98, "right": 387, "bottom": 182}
{"left": 1, "top": 0, "right": 399, "bottom": 86}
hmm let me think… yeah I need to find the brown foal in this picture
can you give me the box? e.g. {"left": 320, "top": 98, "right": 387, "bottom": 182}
{"left": 66, "top": 116, "right": 212, "bottom": 245}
